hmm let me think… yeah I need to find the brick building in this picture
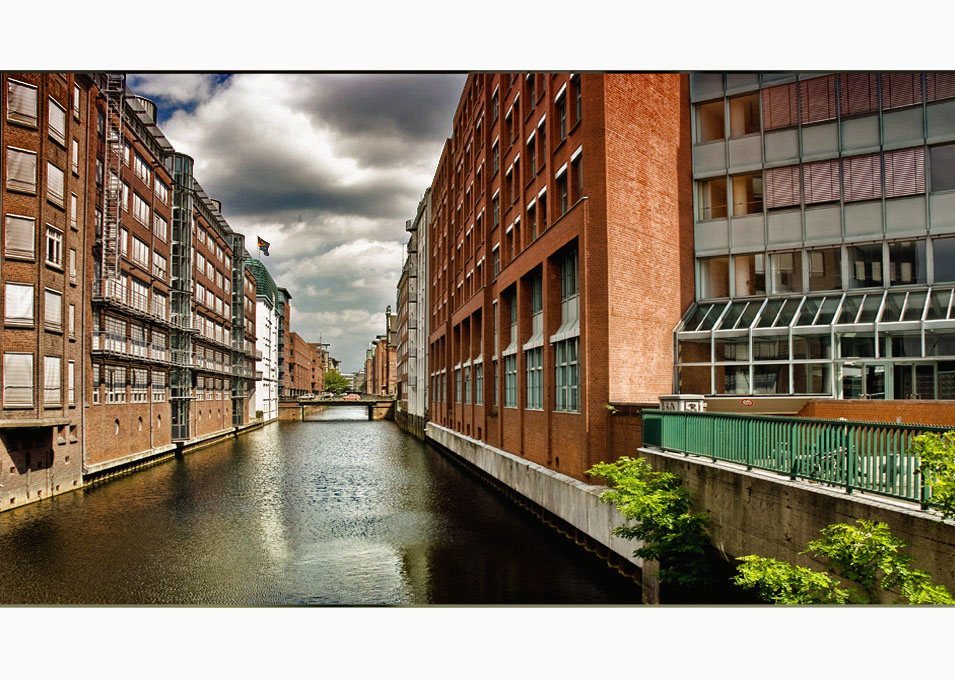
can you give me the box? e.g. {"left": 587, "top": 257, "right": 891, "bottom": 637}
{"left": 308, "top": 341, "right": 327, "bottom": 394}
{"left": 675, "top": 72, "right": 955, "bottom": 419}
{"left": 426, "top": 73, "right": 694, "bottom": 481}
{"left": 1, "top": 73, "right": 95, "bottom": 507}
{"left": 287, "top": 331, "right": 315, "bottom": 397}
{"left": 277, "top": 287, "right": 291, "bottom": 398}
{"left": 1, "top": 73, "right": 259, "bottom": 510}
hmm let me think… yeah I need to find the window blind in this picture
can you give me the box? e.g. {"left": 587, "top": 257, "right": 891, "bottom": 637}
{"left": 7, "top": 148, "right": 37, "bottom": 192}
{"left": 3, "top": 353, "right": 34, "bottom": 406}
{"left": 5, "top": 215, "right": 36, "bottom": 259}
{"left": 47, "top": 162, "right": 65, "bottom": 204}
{"left": 840, "top": 73, "right": 879, "bottom": 117}
{"left": 44, "top": 356, "right": 61, "bottom": 405}
{"left": 48, "top": 98, "right": 67, "bottom": 145}
{"left": 765, "top": 165, "right": 802, "bottom": 208}
{"left": 7, "top": 80, "right": 38, "bottom": 126}
{"left": 762, "top": 82, "right": 798, "bottom": 130}
{"left": 5, "top": 283, "right": 34, "bottom": 324}
{"left": 885, "top": 146, "right": 926, "bottom": 198}
{"left": 843, "top": 154, "right": 883, "bottom": 202}
{"left": 44, "top": 289, "right": 62, "bottom": 329}
{"left": 799, "top": 75, "right": 837, "bottom": 125}
{"left": 882, "top": 72, "right": 922, "bottom": 110}
{"left": 804, "top": 159, "right": 841, "bottom": 204}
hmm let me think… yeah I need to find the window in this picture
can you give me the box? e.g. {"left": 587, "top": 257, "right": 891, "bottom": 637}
{"left": 555, "top": 338, "right": 579, "bottom": 412}
{"left": 132, "top": 192, "right": 149, "bottom": 225}
{"left": 699, "top": 256, "right": 729, "bottom": 299}
{"left": 68, "top": 304, "right": 75, "bottom": 338}
{"left": 734, "top": 254, "right": 766, "bottom": 297}
{"left": 492, "top": 194, "right": 500, "bottom": 228}
{"left": 809, "top": 247, "right": 843, "bottom": 291}
{"left": 527, "top": 201, "right": 537, "bottom": 241}
{"left": 556, "top": 91, "right": 567, "bottom": 141}
{"left": 762, "top": 82, "right": 798, "bottom": 131}
{"left": 571, "top": 151, "right": 583, "bottom": 203}
{"left": 843, "top": 154, "right": 882, "bottom": 202}
{"left": 153, "top": 214, "right": 168, "bottom": 241}
{"left": 526, "top": 74, "right": 536, "bottom": 102}
{"left": 474, "top": 363, "right": 483, "bottom": 405}
{"left": 69, "top": 249, "right": 77, "bottom": 284}
{"left": 92, "top": 364, "right": 101, "bottom": 405}
{"left": 729, "top": 94, "right": 759, "bottom": 137}
{"left": 70, "top": 194, "right": 78, "bottom": 229}
{"left": 463, "top": 365, "right": 471, "bottom": 404}
{"left": 732, "top": 173, "right": 763, "bottom": 215}
{"left": 771, "top": 251, "right": 803, "bottom": 293}
{"left": 491, "top": 89, "right": 499, "bottom": 121}
{"left": 44, "top": 289, "right": 62, "bottom": 332}
{"left": 7, "top": 147, "right": 37, "bottom": 193}
{"left": 525, "top": 348, "right": 543, "bottom": 409}
{"left": 95, "top": 159, "right": 103, "bottom": 186}
{"left": 68, "top": 361, "right": 75, "bottom": 406}
{"left": 571, "top": 73, "right": 582, "bottom": 124}
{"left": 885, "top": 147, "right": 926, "bottom": 198}
{"left": 131, "top": 236, "right": 149, "bottom": 268}
{"left": 7, "top": 80, "right": 38, "bottom": 126}
{"left": 154, "top": 252, "right": 168, "bottom": 281}
{"left": 888, "top": 240, "right": 927, "bottom": 285}
{"left": 882, "top": 72, "right": 922, "bottom": 110}
{"left": 44, "top": 356, "right": 61, "bottom": 406}
{"left": 155, "top": 178, "right": 169, "bottom": 204}
{"left": 537, "top": 119, "right": 546, "bottom": 168}
{"left": 848, "top": 243, "right": 884, "bottom": 288}
{"left": 504, "top": 355, "right": 518, "bottom": 407}
{"left": 132, "top": 369, "right": 149, "bottom": 403}
{"left": 699, "top": 177, "right": 727, "bottom": 220}
{"left": 72, "top": 84, "right": 81, "bottom": 119}
{"left": 803, "top": 159, "right": 840, "bottom": 205}
{"left": 48, "top": 97, "right": 66, "bottom": 145}
{"left": 555, "top": 166, "right": 570, "bottom": 216}
{"left": 106, "top": 366, "right": 126, "bottom": 403}
{"left": 152, "top": 371, "right": 166, "bottom": 402}
{"left": 799, "top": 75, "right": 837, "bottom": 124}
{"left": 505, "top": 108, "right": 514, "bottom": 146}
{"left": 840, "top": 73, "right": 879, "bottom": 117}
{"left": 5, "top": 214, "right": 35, "bottom": 259}
{"left": 526, "top": 133, "right": 536, "bottom": 176}
{"left": 121, "top": 181, "right": 129, "bottom": 211}
{"left": 119, "top": 227, "right": 128, "bottom": 257}
{"left": 934, "top": 236, "right": 955, "bottom": 283}
{"left": 72, "top": 139, "right": 80, "bottom": 174}
{"left": 46, "top": 226, "right": 63, "bottom": 267}
{"left": 134, "top": 153, "right": 150, "bottom": 184}
{"left": 930, "top": 144, "right": 955, "bottom": 193}
{"left": 697, "top": 100, "right": 725, "bottom": 142}
{"left": 492, "top": 141, "right": 499, "bottom": 175}
{"left": 5, "top": 283, "right": 34, "bottom": 326}
{"left": 47, "top": 162, "right": 65, "bottom": 206}
{"left": 492, "top": 246, "right": 500, "bottom": 277}
{"left": 3, "top": 353, "right": 34, "bottom": 407}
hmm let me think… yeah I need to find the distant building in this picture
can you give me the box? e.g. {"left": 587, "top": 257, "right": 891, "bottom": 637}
{"left": 287, "top": 332, "right": 315, "bottom": 397}
{"left": 245, "top": 258, "right": 280, "bottom": 421}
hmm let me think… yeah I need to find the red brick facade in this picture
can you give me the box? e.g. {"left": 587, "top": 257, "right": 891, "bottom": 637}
{"left": 427, "top": 73, "right": 693, "bottom": 481}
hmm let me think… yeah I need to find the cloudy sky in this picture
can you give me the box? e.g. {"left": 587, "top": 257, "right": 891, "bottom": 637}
{"left": 128, "top": 73, "right": 466, "bottom": 371}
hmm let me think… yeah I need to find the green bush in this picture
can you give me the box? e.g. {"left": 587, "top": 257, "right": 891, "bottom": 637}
{"left": 912, "top": 430, "right": 955, "bottom": 519}
{"left": 587, "top": 457, "right": 712, "bottom": 587}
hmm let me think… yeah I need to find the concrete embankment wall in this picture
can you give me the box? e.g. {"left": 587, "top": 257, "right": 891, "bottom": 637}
{"left": 396, "top": 410, "right": 426, "bottom": 440}
{"left": 426, "top": 423, "right": 643, "bottom": 571}
{"left": 639, "top": 446, "right": 955, "bottom": 597}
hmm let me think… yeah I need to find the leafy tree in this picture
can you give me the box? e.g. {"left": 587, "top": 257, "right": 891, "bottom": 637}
{"left": 587, "top": 457, "right": 712, "bottom": 587}
{"left": 735, "top": 555, "right": 848, "bottom": 604}
{"left": 323, "top": 369, "right": 350, "bottom": 394}
{"left": 734, "top": 519, "right": 954, "bottom": 605}
{"left": 912, "top": 430, "right": 955, "bottom": 519}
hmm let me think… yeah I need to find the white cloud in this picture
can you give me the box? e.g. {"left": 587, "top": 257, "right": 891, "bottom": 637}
{"left": 128, "top": 74, "right": 221, "bottom": 106}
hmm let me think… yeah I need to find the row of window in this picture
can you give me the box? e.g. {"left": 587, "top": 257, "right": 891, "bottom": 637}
{"left": 4, "top": 281, "right": 78, "bottom": 336}
{"left": 195, "top": 250, "right": 232, "bottom": 294}
{"left": 195, "top": 223, "right": 232, "bottom": 271}
{"left": 6, "top": 79, "right": 72, "bottom": 146}
{"left": 2, "top": 353, "right": 75, "bottom": 408}
{"left": 698, "top": 144, "right": 955, "bottom": 221}
{"left": 696, "top": 73, "right": 955, "bottom": 143}
{"left": 699, "top": 236, "right": 955, "bottom": 300}
{"left": 6, "top": 147, "right": 67, "bottom": 207}
{"left": 91, "top": 365, "right": 167, "bottom": 404}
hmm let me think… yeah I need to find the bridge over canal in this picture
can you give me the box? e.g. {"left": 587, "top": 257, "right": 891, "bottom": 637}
{"left": 278, "top": 397, "right": 396, "bottom": 422}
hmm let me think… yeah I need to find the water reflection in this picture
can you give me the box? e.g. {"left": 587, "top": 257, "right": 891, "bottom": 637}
{"left": 0, "top": 419, "right": 641, "bottom": 605}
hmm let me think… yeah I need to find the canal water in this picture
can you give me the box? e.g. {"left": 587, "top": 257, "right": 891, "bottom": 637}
{"left": 0, "top": 407, "right": 641, "bottom": 605}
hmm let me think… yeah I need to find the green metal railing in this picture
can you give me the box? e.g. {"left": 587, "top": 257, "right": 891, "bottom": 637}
{"left": 642, "top": 409, "right": 952, "bottom": 507}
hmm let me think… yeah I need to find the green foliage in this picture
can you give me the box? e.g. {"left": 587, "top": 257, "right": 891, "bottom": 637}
{"left": 735, "top": 519, "right": 955, "bottom": 605}
{"left": 912, "top": 430, "right": 955, "bottom": 519}
{"left": 323, "top": 369, "right": 350, "bottom": 394}
{"left": 734, "top": 555, "right": 848, "bottom": 604}
{"left": 587, "top": 457, "right": 712, "bottom": 587}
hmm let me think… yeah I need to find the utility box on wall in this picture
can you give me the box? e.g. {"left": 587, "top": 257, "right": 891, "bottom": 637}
{"left": 659, "top": 394, "right": 706, "bottom": 412}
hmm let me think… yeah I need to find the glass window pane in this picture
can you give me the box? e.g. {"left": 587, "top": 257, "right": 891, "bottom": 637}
{"left": 755, "top": 298, "right": 783, "bottom": 328}
{"left": 930, "top": 143, "right": 955, "bottom": 193}
{"left": 793, "top": 334, "right": 832, "bottom": 359}
{"left": 926, "top": 289, "right": 954, "bottom": 320}
{"left": 697, "top": 302, "right": 728, "bottom": 331}
{"left": 714, "top": 337, "right": 749, "bottom": 362}
{"left": 793, "top": 363, "right": 832, "bottom": 394}
{"left": 857, "top": 292, "right": 884, "bottom": 323}
{"left": 888, "top": 240, "right": 927, "bottom": 285}
{"left": 902, "top": 291, "right": 927, "bottom": 321}
{"left": 881, "top": 292, "right": 907, "bottom": 323}
{"left": 700, "top": 256, "right": 729, "bottom": 299}
{"left": 838, "top": 294, "right": 863, "bottom": 324}
{"left": 734, "top": 254, "right": 766, "bottom": 296}
{"left": 839, "top": 332, "right": 876, "bottom": 358}
{"left": 813, "top": 296, "right": 841, "bottom": 325}
{"left": 700, "top": 178, "right": 728, "bottom": 220}
{"left": 715, "top": 301, "right": 749, "bottom": 330}
{"left": 729, "top": 94, "right": 760, "bottom": 137}
{"left": 848, "top": 243, "right": 884, "bottom": 288}
{"left": 808, "top": 247, "right": 842, "bottom": 291}
{"left": 732, "top": 173, "right": 763, "bottom": 216}
{"left": 736, "top": 300, "right": 763, "bottom": 328}
{"left": 771, "top": 250, "right": 803, "bottom": 293}
{"left": 888, "top": 332, "right": 923, "bottom": 358}
{"left": 774, "top": 297, "right": 800, "bottom": 327}
{"left": 716, "top": 365, "right": 750, "bottom": 394}
{"left": 682, "top": 304, "right": 713, "bottom": 332}
{"left": 933, "top": 236, "right": 955, "bottom": 283}
{"left": 753, "top": 335, "right": 788, "bottom": 360}
{"left": 926, "top": 331, "right": 955, "bottom": 357}
{"left": 794, "top": 296, "right": 823, "bottom": 326}
{"left": 753, "top": 365, "right": 789, "bottom": 394}
{"left": 697, "top": 100, "right": 725, "bottom": 142}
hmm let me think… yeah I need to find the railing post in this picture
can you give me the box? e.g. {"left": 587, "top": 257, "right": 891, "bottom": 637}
{"left": 845, "top": 425, "right": 854, "bottom": 495}
{"left": 789, "top": 423, "right": 797, "bottom": 480}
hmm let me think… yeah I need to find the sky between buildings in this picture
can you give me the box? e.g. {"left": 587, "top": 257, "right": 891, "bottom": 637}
{"left": 128, "top": 73, "right": 466, "bottom": 371}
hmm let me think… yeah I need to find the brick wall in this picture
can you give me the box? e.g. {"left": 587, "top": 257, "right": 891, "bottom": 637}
{"left": 798, "top": 399, "right": 955, "bottom": 427}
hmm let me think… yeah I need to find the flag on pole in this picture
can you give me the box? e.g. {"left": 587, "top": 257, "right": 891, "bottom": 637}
{"left": 257, "top": 236, "right": 270, "bottom": 256}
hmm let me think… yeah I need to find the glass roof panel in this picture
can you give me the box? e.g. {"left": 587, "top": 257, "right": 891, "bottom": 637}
{"left": 857, "top": 291, "right": 884, "bottom": 324}
{"left": 794, "top": 296, "right": 823, "bottom": 326}
{"left": 837, "top": 294, "right": 862, "bottom": 324}
{"left": 775, "top": 297, "right": 800, "bottom": 327}
{"left": 902, "top": 291, "right": 927, "bottom": 322}
{"left": 755, "top": 299, "right": 783, "bottom": 328}
{"left": 926, "top": 289, "right": 953, "bottom": 321}
{"left": 737, "top": 299, "right": 763, "bottom": 329}
{"left": 814, "top": 296, "right": 842, "bottom": 325}
{"left": 697, "top": 301, "right": 728, "bottom": 331}
{"left": 682, "top": 303, "right": 713, "bottom": 332}
{"left": 881, "top": 292, "right": 907, "bottom": 323}
{"left": 715, "top": 301, "right": 749, "bottom": 330}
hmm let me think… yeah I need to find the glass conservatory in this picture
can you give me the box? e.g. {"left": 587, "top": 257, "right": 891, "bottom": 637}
{"left": 675, "top": 287, "right": 955, "bottom": 399}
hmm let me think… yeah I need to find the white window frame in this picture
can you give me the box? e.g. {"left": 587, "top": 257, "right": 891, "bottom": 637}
{"left": 5, "top": 282, "right": 35, "bottom": 327}
{"left": 45, "top": 224, "right": 63, "bottom": 268}
{"left": 4, "top": 213, "right": 36, "bottom": 260}
{"left": 3, "top": 352, "right": 35, "bottom": 408}
{"left": 7, "top": 79, "right": 38, "bottom": 127}
{"left": 6, "top": 147, "right": 37, "bottom": 194}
